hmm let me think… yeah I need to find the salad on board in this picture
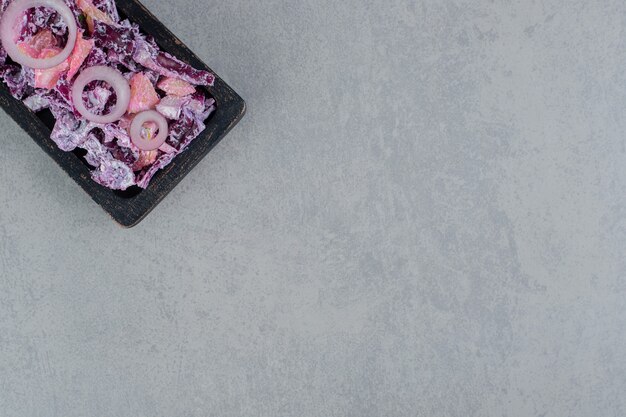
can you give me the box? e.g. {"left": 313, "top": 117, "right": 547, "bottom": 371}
{"left": 0, "top": 0, "right": 216, "bottom": 190}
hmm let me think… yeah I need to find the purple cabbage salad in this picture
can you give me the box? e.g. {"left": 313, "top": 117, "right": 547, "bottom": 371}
{"left": 0, "top": 0, "right": 216, "bottom": 190}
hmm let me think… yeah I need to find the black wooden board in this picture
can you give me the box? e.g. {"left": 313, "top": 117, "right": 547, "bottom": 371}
{"left": 0, "top": 0, "right": 246, "bottom": 227}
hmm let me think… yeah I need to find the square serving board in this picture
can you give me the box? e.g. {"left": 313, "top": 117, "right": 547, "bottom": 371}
{"left": 0, "top": 0, "right": 246, "bottom": 227}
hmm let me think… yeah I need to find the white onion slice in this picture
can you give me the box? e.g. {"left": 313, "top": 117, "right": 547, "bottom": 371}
{"left": 130, "top": 110, "right": 169, "bottom": 151}
{"left": 0, "top": 0, "right": 77, "bottom": 69}
{"left": 72, "top": 66, "right": 131, "bottom": 124}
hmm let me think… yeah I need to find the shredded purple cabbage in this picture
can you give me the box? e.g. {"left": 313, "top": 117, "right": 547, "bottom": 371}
{"left": 0, "top": 0, "right": 216, "bottom": 190}
{"left": 133, "top": 40, "right": 215, "bottom": 86}
{"left": 91, "top": 0, "right": 118, "bottom": 23}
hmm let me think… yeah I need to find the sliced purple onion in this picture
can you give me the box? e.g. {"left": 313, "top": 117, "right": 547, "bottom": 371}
{"left": 130, "top": 110, "right": 169, "bottom": 151}
{"left": 0, "top": 0, "right": 77, "bottom": 69}
{"left": 71, "top": 65, "right": 130, "bottom": 124}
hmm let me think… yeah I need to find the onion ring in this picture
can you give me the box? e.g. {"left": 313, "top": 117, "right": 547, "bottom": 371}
{"left": 0, "top": 0, "right": 77, "bottom": 69}
{"left": 71, "top": 66, "right": 131, "bottom": 124}
{"left": 130, "top": 110, "right": 169, "bottom": 151}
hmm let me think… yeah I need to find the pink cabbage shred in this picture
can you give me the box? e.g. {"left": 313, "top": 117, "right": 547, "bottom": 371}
{"left": 0, "top": 0, "right": 216, "bottom": 190}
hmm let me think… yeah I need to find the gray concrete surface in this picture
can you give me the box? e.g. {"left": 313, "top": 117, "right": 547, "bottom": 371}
{"left": 1, "top": 0, "right": 625, "bottom": 416}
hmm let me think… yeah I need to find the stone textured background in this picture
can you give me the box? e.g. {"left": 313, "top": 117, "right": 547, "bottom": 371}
{"left": 1, "top": 0, "right": 625, "bottom": 416}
